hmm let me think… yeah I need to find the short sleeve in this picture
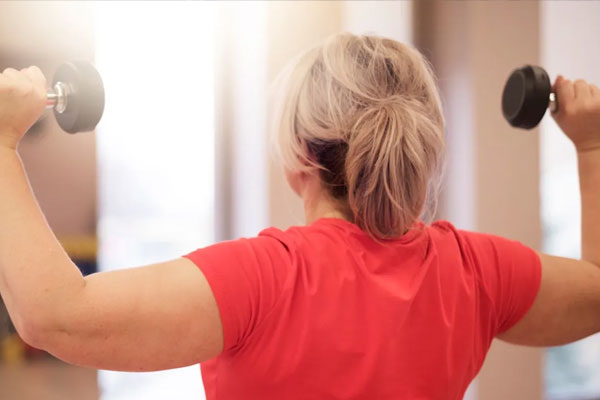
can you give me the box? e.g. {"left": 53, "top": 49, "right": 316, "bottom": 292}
{"left": 183, "top": 233, "right": 292, "bottom": 352}
{"left": 458, "top": 230, "right": 542, "bottom": 335}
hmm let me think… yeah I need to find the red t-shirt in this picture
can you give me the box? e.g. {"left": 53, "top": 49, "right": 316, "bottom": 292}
{"left": 184, "top": 218, "right": 541, "bottom": 400}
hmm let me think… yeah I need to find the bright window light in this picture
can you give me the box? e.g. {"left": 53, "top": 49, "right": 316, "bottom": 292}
{"left": 94, "top": 2, "right": 216, "bottom": 399}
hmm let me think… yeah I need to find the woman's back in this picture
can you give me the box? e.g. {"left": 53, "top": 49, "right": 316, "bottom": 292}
{"left": 186, "top": 218, "right": 540, "bottom": 399}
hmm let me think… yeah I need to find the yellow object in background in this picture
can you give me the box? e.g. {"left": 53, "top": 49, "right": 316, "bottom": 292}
{"left": 59, "top": 236, "right": 97, "bottom": 261}
{"left": 59, "top": 236, "right": 98, "bottom": 276}
{"left": 1, "top": 334, "right": 25, "bottom": 364}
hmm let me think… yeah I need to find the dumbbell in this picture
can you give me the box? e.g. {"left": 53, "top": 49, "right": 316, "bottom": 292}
{"left": 502, "top": 65, "right": 557, "bottom": 129}
{"left": 45, "top": 61, "right": 105, "bottom": 134}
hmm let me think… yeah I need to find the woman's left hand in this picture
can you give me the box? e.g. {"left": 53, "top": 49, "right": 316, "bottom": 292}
{"left": 0, "top": 66, "right": 46, "bottom": 150}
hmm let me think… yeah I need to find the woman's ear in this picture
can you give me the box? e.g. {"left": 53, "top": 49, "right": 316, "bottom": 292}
{"left": 284, "top": 167, "right": 305, "bottom": 197}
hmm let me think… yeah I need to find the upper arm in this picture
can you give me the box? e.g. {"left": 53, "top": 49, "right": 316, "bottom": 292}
{"left": 44, "top": 257, "right": 224, "bottom": 371}
{"left": 460, "top": 231, "right": 600, "bottom": 346}
{"left": 41, "top": 234, "right": 292, "bottom": 372}
{"left": 459, "top": 230, "right": 542, "bottom": 339}
{"left": 184, "top": 234, "right": 293, "bottom": 351}
{"left": 498, "top": 253, "right": 600, "bottom": 346}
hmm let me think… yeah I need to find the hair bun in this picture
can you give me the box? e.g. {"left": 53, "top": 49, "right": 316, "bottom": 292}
{"left": 273, "top": 33, "right": 445, "bottom": 239}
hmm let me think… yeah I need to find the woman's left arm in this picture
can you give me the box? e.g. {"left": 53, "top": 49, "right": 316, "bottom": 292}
{"left": 0, "top": 67, "right": 223, "bottom": 371}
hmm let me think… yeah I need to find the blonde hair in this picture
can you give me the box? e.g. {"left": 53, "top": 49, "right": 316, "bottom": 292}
{"left": 272, "top": 33, "right": 445, "bottom": 239}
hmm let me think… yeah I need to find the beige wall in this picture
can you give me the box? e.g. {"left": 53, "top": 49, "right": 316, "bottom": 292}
{"left": 0, "top": 2, "right": 97, "bottom": 237}
{"left": 342, "top": 0, "right": 412, "bottom": 43}
{"left": 20, "top": 120, "right": 97, "bottom": 237}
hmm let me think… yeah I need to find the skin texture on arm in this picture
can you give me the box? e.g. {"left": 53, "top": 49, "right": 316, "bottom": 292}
{"left": 46, "top": 258, "right": 224, "bottom": 371}
{"left": 0, "top": 67, "right": 223, "bottom": 371}
{"left": 499, "top": 77, "right": 600, "bottom": 346}
{"left": 498, "top": 253, "right": 600, "bottom": 346}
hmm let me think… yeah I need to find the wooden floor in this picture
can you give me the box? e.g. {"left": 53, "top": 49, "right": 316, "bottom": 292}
{"left": 0, "top": 358, "right": 98, "bottom": 400}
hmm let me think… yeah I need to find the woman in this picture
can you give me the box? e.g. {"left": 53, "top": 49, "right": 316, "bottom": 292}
{"left": 1, "top": 33, "right": 600, "bottom": 399}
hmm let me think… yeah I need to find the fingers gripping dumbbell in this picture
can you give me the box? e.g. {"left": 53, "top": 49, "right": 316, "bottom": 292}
{"left": 45, "top": 61, "right": 105, "bottom": 134}
{"left": 502, "top": 65, "right": 557, "bottom": 129}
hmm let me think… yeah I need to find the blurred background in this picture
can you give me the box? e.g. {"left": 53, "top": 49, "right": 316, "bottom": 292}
{"left": 0, "top": 1, "right": 598, "bottom": 399}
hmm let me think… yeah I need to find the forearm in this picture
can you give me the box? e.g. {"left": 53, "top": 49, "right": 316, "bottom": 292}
{"left": 578, "top": 148, "right": 600, "bottom": 265}
{"left": 0, "top": 146, "right": 84, "bottom": 343}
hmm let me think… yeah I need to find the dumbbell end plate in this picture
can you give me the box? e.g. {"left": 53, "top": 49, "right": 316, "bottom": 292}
{"left": 52, "top": 61, "right": 105, "bottom": 134}
{"left": 501, "top": 65, "right": 551, "bottom": 129}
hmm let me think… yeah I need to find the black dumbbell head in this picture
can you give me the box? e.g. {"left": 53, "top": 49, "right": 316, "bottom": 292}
{"left": 52, "top": 61, "right": 105, "bottom": 134}
{"left": 502, "top": 65, "right": 551, "bottom": 129}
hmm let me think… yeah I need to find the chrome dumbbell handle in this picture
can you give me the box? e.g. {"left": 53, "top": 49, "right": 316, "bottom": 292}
{"left": 549, "top": 92, "right": 558, "bottom": 113}
{"left": 45, "top": 82, "right": 69, "bottom": 114}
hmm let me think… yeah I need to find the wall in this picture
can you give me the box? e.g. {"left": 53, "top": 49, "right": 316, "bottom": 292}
{"left": 215, "top": 2, "right": 269, "bottom": 241}
{"left": 0, "top": 2, "right": 97, "bottom": 238}
{"left": 343, "top": 0, "right": 412, "bottom": 42}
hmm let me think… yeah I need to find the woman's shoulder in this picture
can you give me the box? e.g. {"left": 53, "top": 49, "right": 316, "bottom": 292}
{"left": 430, "top": 219, "right": 456, "bottom": 230}
{"left": 257, "top": 218, "right": 459, "bottom": 235}
{"left": 256, "top": 221, "right": 326, "bottom": 249}
{"left": 256, "top": 218, "right": 464, "bottom": 250}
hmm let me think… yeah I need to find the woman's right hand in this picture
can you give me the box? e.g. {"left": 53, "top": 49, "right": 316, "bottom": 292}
{"left": 552, "top": 75, "right": 600, "bottom": 152}
{"left": 0, "top": 67, "right": 46, "bottom": 150}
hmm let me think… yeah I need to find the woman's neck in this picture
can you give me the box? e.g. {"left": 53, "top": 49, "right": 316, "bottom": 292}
{"left": 298, "top": 172, "right": 351, "bottom": 225}
{"left": 303, "top": 190, "right": 350, "bottom": 225}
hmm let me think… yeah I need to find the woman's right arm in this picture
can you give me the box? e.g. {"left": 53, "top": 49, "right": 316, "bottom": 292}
{"left": 498, "top": 76, "right": 600, "bottom": 346}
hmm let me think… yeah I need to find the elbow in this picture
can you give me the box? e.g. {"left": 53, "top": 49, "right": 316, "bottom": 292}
{"left": 13, "top": 308, "right": 93, "bottom": 368}
{"left": 12, "top": 311, "right": 56, "bottom": 351}
{"left": 11, "top": 278, "right": 86, "bottom": 352}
